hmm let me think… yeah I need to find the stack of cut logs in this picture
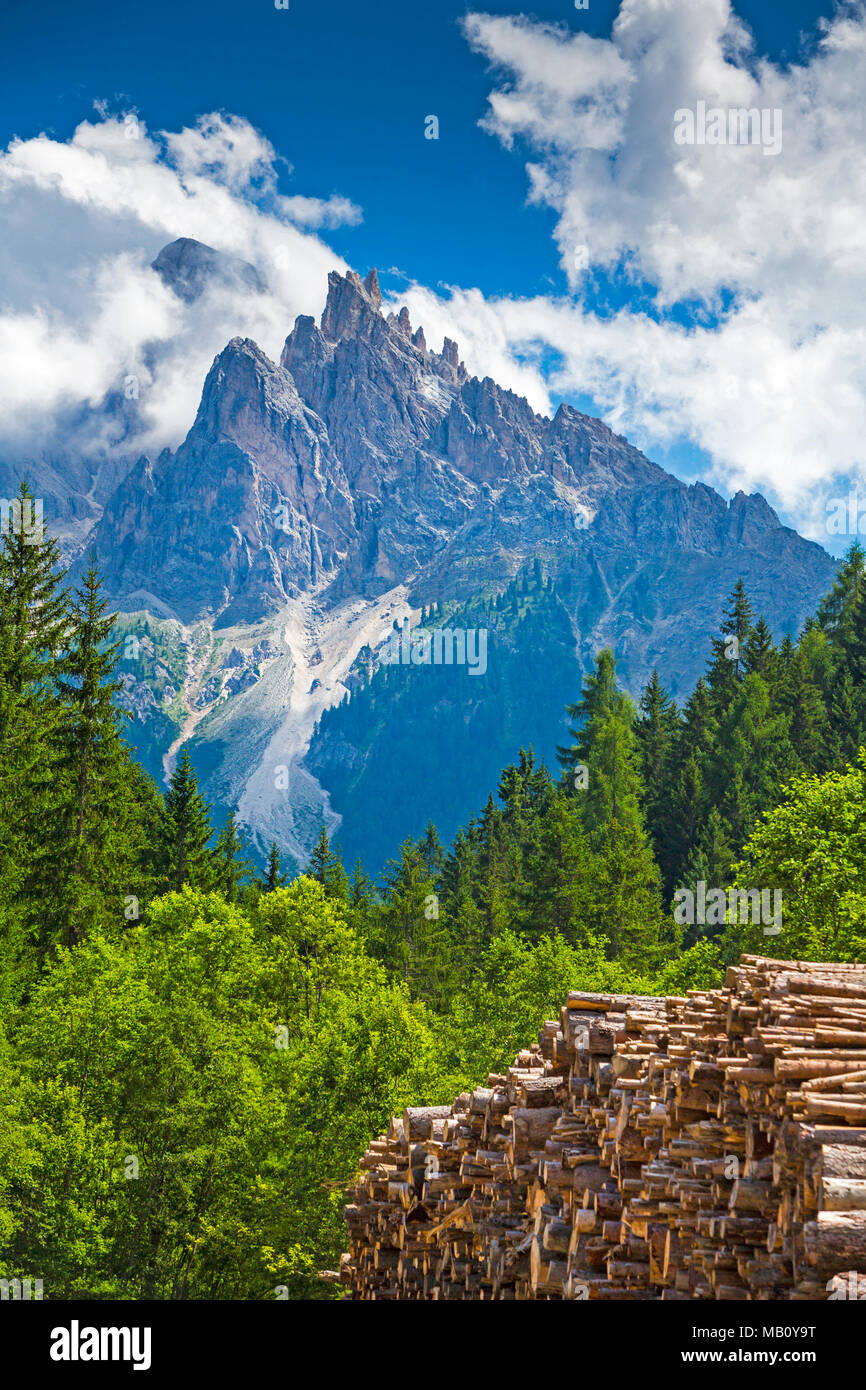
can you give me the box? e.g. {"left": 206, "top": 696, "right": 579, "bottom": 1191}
{"left": 337, "top": 955, "right": 866, "bottom": 1299}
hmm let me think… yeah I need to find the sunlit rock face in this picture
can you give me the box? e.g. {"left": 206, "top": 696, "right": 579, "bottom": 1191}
{"left": 84, "top": 256, "right": 835, "bottom": 868}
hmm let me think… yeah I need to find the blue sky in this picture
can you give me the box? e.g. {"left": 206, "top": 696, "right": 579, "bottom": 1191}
{"left": 0, "top": 0, "right": 838, "bottom": 299}
{"left": 0, "top": 0, "right": 863, "bottom": 550}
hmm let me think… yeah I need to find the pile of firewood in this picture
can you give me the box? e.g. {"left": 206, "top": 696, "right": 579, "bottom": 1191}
{"left": 337, "top": 955, "right": 866, "bottom": 1299}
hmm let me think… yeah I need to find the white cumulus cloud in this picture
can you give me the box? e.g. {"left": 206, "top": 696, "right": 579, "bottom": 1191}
{"left": 0, "top": 109, "right": 361, "bottom": 460}
{"left": 411, "top": 0, "right": 866, "bottom": 542}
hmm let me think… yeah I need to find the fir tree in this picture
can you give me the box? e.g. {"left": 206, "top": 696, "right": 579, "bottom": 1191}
{"left": 557, "top": 648, "right": 619, "bottom": 783}
{"left": 477, "top": 793, "right": 512, "bottom": 942}
{"left": 635, "top": 670, "right": 679, "bottom": 874}
{"left": 588, "top": 817, "right": 670, "bottom": 968}
{"left": 705, "top": 579, "right": 755, "bottom": 715}
{"left": 212, "top": 810, "right": 252, "bottom": 901}
{"left": 0, "top": 481, "right": 68, "bottom": 710}
{"left": 418, "top": 821, "right": 445, "bottom": 880}
{"left": 712, "top": 672, "right": 798, "bottom": 852}
{"left": 439, "top": 822, "right": 486, "bottom": 979}
{"left": 263, "top": 841, "right": 287, "bottom": 892}
{"left": 349, "top": 857, "right": 374, "bottom": 910}
{"left": 48, "top": 555, "right": 140, "bottom": 947}
{"left": 678, "top": 806, "right": 735, "bottom": 943}
{"left": 560, "top": 651, "right": 669, "bottom": 964}
{"left": 664, "top": 678, "right": 718, "bottom": 894}
{"left": 0, "top": 485, "right": 69, "bottom": 923}
{"left": 378, "top": 838, "right": 451, "bottom": 1007}
{"left": 307, "top": 824, "right": 349, "bottom": 900}
{"left": 816, "top": 541, "right": 865, "bottom": 642}
{"left": 777, "top": 632, "right": 827, "bottom": 769}
{"left": 565, "top": 653, "right": 644, "bottom": 839}
{"left": 159, "top": 748, "right": 214, "bottom": 891}
{"left": 520, "top": 794, "right": 593, "bottom": 943}
{"left": 742, "top": 616, "right": 776, "bottom": 680}
{"left": 815, "top": 544, "right": 866, "bottom": 761}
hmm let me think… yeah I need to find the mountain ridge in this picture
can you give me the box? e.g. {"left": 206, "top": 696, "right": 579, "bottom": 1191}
{"left": 71, "top": 252, "right": 835, "bottom": 870}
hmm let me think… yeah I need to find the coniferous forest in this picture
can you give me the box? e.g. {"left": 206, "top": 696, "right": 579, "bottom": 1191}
{"left": 3, "top": 483, "right": 866, "bottom": 1298}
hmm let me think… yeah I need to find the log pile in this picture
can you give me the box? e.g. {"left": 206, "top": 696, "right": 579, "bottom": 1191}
{"left": 339, "top": 955, "right": 866, "bottom": 1299}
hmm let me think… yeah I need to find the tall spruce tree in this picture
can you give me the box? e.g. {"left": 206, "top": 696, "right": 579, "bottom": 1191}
{"left": 664, "top": 677, "right": 718, "bottom": 895}
{"left": 159, "top": 748, "right": 214, "bottom": 891}
{"left": 557, "top": 648, "right": 619, "bottom": 782}
{"left": 262, "top": 841, "right": 287, "bottom": 892}
{"left": 0, "top": 484, "right": 70, "bottom": 962}
{"left": 49, "top": 555, "right": 141, "bottom": 946}
{"left": 711, "top": 672, "right": 798, "bottom": 853}
{"left": 212, "top": 810, "right": 252, "bottom": 901}
{"left": 520, "top": 793, "right": 593, "bottom": 944}
{"left": 307, "top": 824, "right": 349, "bottom": 900}
{"left": 815, "top": 544, "right": 866, "bottom": 762}
{"left": 477, "top": 793, "right": 512, "bottom": 942}
{"left": 705, "top": 579, "right": 755, "bottom": 716}
{"left": 635, "top": 670, "right": 679, "bottom": 878}
{"left": 377, "top": 837, "right": 452, "bottom": 1007}
{"left": 561, "top": 650, "right": 669, "bottom": 965}
{"left": 0, "top": 481, "right": 67, "bottom": 711}
{"left": 565, "top": 653, "right": 645, "bottom": 839}
{"left": 418, "top": 821, "right": 445, "bottom": 880}
{"left": 742, "top": 616, "right": 776, "bottom": 680}
{"left": 777, "top": 631, "right": 827, "bottom": 770}
{"left": 439, "top": 824, "right": 486, "bottom": 980}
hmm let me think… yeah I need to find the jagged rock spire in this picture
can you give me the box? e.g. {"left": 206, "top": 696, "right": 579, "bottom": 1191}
{"left": 363, "top": 268, "right": 383, "bottom": 310}
{"left": 321, "top": 269, "right": 384, "bottom": 342}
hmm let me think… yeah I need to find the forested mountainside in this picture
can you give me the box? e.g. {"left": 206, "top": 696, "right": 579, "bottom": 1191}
{"left": 0, "top": 490, "right": 864, "bottom": 1296}
{"left": 53, "top": 244, "right": 834, "bottom": 874}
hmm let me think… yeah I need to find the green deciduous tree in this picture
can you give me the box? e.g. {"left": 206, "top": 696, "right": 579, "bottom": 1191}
{"left": 723, "top": 752, "right": 866, "bottom": 963}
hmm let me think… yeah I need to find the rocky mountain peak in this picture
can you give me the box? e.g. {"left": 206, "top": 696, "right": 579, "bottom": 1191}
{"left": 192, "top": 337, "right": 294, "bottom": 440}
{"left": 88, "top": 259, "right": 833, "bottom": 670}
{"left": 320, "top": 268, "right": 385, "bottom": 342}
{"left": 728, "top": 489, "right": 780, "bottom": 535}
{"left": 75, "top": 257, "right": 836, "bottom": 873}
{"left": 152, "top": 237, "right": 266, "bottom": 303}
{"left": 362, "top": 267, "right": 382, "bottom": 309}
{"left": 315, "top": 267, "right": 466, "bottom": 381}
